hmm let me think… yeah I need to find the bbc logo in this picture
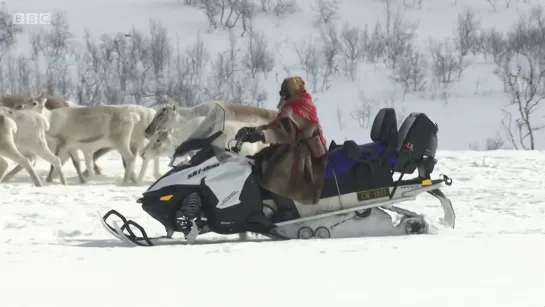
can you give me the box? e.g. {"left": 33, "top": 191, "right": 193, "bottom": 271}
{"left": 12, "top": 13, "right": 51, "bottom": 25}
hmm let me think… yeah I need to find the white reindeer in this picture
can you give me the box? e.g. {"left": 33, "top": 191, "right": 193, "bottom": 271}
{"left": 17, "top": 95, "right": 161, "bottom": 182}
{"left": 0, "top": 107, "right": 66, "bottom": 186}
{"left": 83, "top": 104, "right": 161, "bottom": 181}
{"left": 144, "top": 100, "right": 277, "bottom": 139}
{"left": 21, "top": 96, "right": 140, "bottom": 185}
{"left": 3, "top": 91, "right": 75, "bottom": 109}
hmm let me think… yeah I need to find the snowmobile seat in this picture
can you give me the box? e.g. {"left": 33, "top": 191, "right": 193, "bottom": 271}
{"left": 320, "top": 108, "right": 398, "bottom": 199}
{"left": 392, "top": 112, "right": 438, "bottom": 176}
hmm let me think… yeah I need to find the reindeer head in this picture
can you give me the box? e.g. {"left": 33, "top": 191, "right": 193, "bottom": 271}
{"left": 145, "top": 104, "right": 178, "bottom": 138}
{"left": 0, "top": 106, "right": 15, "bottom": 117}
{"left": 142, "top": 129, "right": 173, "bottom": 159}
{"left": 16, "top": 91, "right": 47, "bottom": 112}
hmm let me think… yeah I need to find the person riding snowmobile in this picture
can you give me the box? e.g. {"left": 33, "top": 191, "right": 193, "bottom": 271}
{"left": 235, "top": 76, "right": 328, "bottom": 205}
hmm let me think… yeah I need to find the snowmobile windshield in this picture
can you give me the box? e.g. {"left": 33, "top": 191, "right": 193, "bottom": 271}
{"left": 170, "top": 103, "right": 227, "bottom": 167}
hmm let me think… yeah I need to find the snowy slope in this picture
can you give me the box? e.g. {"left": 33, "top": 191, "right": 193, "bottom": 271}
{"left": 5, "top": 0, "right": 545, "bottom": 149}
{"left": 1, "top": 152, "right": 544, "bottom": 307}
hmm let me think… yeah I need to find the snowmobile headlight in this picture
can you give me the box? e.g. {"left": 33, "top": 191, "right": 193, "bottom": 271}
{"left": 169, "top": 150, "right": 199, "bottom": 167}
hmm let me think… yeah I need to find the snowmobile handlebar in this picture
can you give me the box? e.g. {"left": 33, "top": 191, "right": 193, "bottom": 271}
{"left": 231, "top": 138, "right": 244, "bottom": 153}
{"left": 232, "top": 139, "right": 244, "bottom": 153}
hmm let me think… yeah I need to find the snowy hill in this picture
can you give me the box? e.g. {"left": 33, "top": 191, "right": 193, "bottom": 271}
{"left": 3, "top": 0, "right": 545, "bottom": 149}
{"left": 1, "top": 152, "right": 544, "bottom": 306}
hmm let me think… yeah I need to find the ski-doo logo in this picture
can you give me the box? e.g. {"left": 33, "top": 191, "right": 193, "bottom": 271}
{"left": 187, "top": 163, "right": 220, "bottom": 179}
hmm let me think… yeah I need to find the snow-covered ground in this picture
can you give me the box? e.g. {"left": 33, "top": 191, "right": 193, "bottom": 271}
{"left": 1, "top": 151, "right": 544, "bottom": 307}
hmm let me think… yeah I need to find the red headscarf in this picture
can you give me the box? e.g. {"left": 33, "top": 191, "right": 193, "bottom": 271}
{"left": 273, "top": 92, "right": 326, "bottom": 147}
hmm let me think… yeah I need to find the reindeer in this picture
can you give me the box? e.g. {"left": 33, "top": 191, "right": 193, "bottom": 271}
{"left": 21, "top": 96, "right": 140, "bottom": 185}
{"left": 0, "top": 107, "right": 66, "bottom": 186}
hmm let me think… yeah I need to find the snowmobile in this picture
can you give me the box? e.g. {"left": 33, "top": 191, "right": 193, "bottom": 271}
{"left": 99, "top": 103, "right": 455, "bottom": 246}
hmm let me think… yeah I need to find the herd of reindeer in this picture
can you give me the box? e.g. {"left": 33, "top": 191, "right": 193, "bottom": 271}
{"left": 0, "top": 91, "right": 279, "bottom": 187}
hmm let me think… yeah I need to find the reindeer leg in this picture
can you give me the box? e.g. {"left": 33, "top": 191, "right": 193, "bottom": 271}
{"left": 50, "top": 145, "right": 78, "bottom": 183}
{"left": 0, "top": 156, "right": 9, "bottom": 181}
{"left": 36, "top": 143, "right": 67, "bottom": 185}
{"left": 2, "top": 164, "right": 23, "bottom": 183}
{"left": 86, "top": 147, "right": 111, "bottom": 176}
{"left": 68, "top": 150, "right": 85, "bottom": 183}
{"left": 137, "top": 156, "right": 150, "bottom": 184}
{"left": 1, "top": 149, "right": 42, "bottom": 187}
{"left": 70, "top": 151, "right": 86, "bottom": 184}
{"left": 114, "top": 142, "right": 136, "bottom": 185}
{"left": 153, "top": 156, "right": 161, "bottom": 178}
{"left": 83, "top": 152, "right": 96, "bottom": 181}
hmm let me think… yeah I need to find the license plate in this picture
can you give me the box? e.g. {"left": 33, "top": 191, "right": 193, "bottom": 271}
{"left": 356, "top": 187, "right": 391, "bottom": 201}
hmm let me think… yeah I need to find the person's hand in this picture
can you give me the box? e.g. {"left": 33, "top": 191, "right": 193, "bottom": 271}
{"left": 235, "top": 126, "right": 256, "bottom": 140}
{"left": 243, "top": 131, "right": 265, "bottom": 143}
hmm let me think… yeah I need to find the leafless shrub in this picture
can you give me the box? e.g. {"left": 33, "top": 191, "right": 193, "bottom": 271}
{"left": 505, "top": 5, "right": 545, "bottom": 61}
{"left": 183, "top": 0, "right": 203, "bottom": 6}
{"left": 0, "top": 4, "right": 23, "bottom": 61}
{"left": 351, "top": 90, "right": 375, "bottom": 128}
{"left": 242, "top": 26, "right": 275, "bottom": 78}
{"left": 454, "top": 7, "right": 480, "bottom": 57}
{"left": 260, "top": 0, "right": 272, "bottom": 12}
{"left": 403, "top": 0, "right": 424, "bottom": 9}
{"left": 499, "top": 53, "right": 545, "bottom": 150}
{"left": 485, "top": 0, "right": 514, "bottom": 11}
{"left": 272, "top": 0, "right": 297, "bottom": 16}
{"left": 74, "top": 29, "right": 101, "bottom": 105}
{"left": 29, "top": 11, "right": 76, "bottom": 98}
{"left": 390, "top": 44, "right": 428, "bottom": 94}
{"left": 429, "top": 38, "right": 467, "bottom": 86}
{"left": 2, "top": 54, "right": 34, "bottom": 94}
{"left": 474, "top": 28, "right": 507, "bottom": 63}
{"left": 486, "top": 135, "right": 505, "bottom": 150}
{"left": 312, "top": 0, "right": 339, "bottom": 25}
{"left": 381, "top": 0, "right": 419, "bottom": 69}
{"left": 71, "top": 21, "right": 180, "bottom": 106}
{"left": 469, "top": 134, "right": 505, "bottom": 150}
{"left": 261, "top": 0, "right": 297, "bottom": 16}
{"left": 1, "top": 12, "right": 271, "bottom": 108}
{"left": 239, "top": 0, "right": 256, "bottom": 37}
{"left": 167, "top": 34, "right": 210, "bottom": 106}
{"left": 319, "top": 23, "right": 341, "bottom": 89}
{"left": 206, "top": 31, "right": 268, "bottom": 106}
{"left": 149, "top": 20, "right": 172, "bottom": 102}
{"left": 339, "top": 23, "right": 367, "bottom": 81}
{"left": 366, "top": 23, "right": 385, "bottom": 63}
{"left": 202, "top": 0, "right": 244, "bottom": 30}
{"left": 382, "top": 90, "right": 407, "bottom": 122}
{"left": 206, "top": 33, "right": 238, "bottom": 100}
{"left": 293, "top": 30, "right": 339, "bottom": 93}
{"left": 497, "top": 5, "right": 545, "bottom": 150}
{"left": 485, "top": 0, "right": 497, "bottom": 12}
{"left": 293, "top": 39, "right": 320, "bottom": 92}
